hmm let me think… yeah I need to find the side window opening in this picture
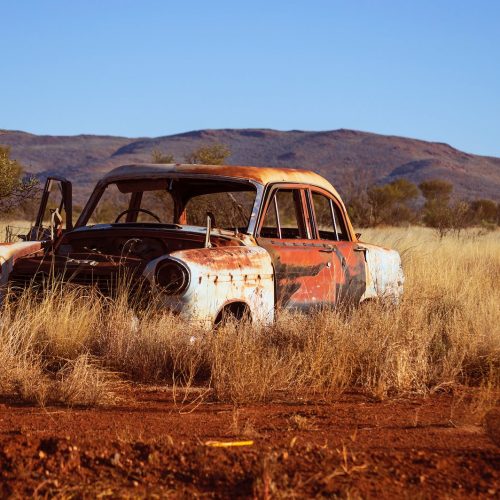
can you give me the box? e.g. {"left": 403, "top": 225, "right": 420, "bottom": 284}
{"left": 260, "top": 188, "right": 306, "bottom": 240}
{"left": 332, "top": 204, "right": 348, "bottom": 241}
{"left": 260, "top": 194, "right": 279, "bottom": 238}
{"left": 311, "top": 191, "right": 349, "bottom": 241}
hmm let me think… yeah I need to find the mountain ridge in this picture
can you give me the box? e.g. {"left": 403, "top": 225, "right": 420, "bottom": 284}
{"left": 1, "top": 128, "right": 498, "bottom": 203}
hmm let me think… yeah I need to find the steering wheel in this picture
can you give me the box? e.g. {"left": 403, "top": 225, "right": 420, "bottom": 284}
{"left": 114, "top": 208, "right": 162, "bottom": 224}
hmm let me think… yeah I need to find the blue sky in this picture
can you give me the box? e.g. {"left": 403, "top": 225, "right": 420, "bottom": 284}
{"left": 1, "top": 1, "right": 499, "bottom": 156}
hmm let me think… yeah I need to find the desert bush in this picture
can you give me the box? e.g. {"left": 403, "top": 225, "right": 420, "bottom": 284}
{"left": 344, "top": 177, "right": 500, "bottom": 232}
{"left": 151, "top": 149, "right": 175, "bottom": 164}
{"left": 185, "top": 143, "right": 231, "bottom": 165}
{"left": 468, "top": 199, "right": 499, "bottom": 225}
{"left": 11, "top": 285, "right": 104, "bottom": 361}
{"left": 0, "top": 145, "right": 39, "bottom": 216}
{"left": 0, "top": 324, "right": 117, "bottom": 407}
{"left": 367, "top": 178, "right": 419, "bottom": 226}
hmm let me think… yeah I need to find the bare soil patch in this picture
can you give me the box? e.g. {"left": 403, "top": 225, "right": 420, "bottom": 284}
{"left": 0, "top": 387, "right": 498, "bottom": 498}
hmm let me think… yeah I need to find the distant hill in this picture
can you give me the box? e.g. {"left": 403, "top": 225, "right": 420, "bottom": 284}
{"left": 1, "top": 128, "right": 499, "bottom": 204}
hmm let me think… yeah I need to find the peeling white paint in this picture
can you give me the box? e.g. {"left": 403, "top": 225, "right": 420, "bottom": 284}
{"left": 143, "top": 245, "right": 275, "bottom": 328}
{"left": 360, "top": 243, "right": 404, "bottom": 304}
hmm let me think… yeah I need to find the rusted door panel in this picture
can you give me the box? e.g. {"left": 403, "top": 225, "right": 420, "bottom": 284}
{"left": 330, "top": 241, "right": 366, "bottom": 306}
{"left": 306, "top": 187, "right": 367, "bottom": 307}
{"left": 259, "top": 238, "right": 367, "bottom": 310}
{"left": 257, "top": 238, "right": 337, "bottom": 311}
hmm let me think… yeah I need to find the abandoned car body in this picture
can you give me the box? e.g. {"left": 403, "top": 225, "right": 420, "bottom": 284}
{"left": 0, "top": 165, "right": 404, "bottom": 326}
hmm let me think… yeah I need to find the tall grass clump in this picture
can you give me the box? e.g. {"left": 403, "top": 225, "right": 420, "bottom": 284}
{"left": 0, "top": 227, "right": 498, "bottom": 406}
{"left": 98, "top": 302, "right": 207, "bottom": 385}
{"left": 0, "top": 285, "right": 119, "bottom": 405}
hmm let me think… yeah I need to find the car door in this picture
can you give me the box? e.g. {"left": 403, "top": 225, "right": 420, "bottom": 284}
{"left": 308, "top": 188, "right": 366, "bottom": 306}
{"left": 256, "top": 184, "right": 337, "bottom": 311}
{"left": 27, "top": 176, "right": 72, "bottom": 241}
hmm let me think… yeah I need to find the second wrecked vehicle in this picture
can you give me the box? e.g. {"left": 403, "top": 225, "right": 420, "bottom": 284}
{"left": 0, "top": 164, "right": 404, "bottom": 326}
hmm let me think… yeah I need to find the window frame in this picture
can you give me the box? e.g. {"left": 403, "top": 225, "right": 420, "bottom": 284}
{"left": 306, "top": 187, "right": 352, "bottom": 242}
{"left": 77, "top": 175, "right": 262, "bottom": 233}
{"left": 256, "top": 183, "right": 311, "bottom": 240}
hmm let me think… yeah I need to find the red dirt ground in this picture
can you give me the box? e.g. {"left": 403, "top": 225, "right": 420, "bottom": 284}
{"left": 0, "top": 388, "right": 498, "bottom": 498}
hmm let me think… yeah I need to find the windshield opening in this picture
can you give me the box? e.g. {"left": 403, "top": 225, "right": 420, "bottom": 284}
{"left": 85, "top": 177, "right": 257, "bottom": 232}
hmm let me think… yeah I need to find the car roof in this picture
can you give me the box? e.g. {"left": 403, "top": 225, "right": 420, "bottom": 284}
{"left": 102, "top": 163, "right": 342, "bottom": 200}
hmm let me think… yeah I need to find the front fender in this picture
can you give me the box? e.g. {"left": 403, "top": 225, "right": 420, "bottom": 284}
{"left": 144, "top": 246, "right": 275, "bottom": 327}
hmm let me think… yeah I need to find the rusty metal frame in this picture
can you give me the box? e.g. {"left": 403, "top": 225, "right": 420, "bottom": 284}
{"left": 76, "top": 173, "right": 264, "bottom": 234}
{"left": 306, "top": 186, "right": 355, "bottom": 242}
{"left": 273, "top": 195, "right": 282, "bottom": 239}
{"left": 127, "top": 192, "right": 142, "bottom": 223}
{"left": 34, "top": 176, "right": 73, "bottom": 233}
{"left": 265, "top": 187, "right": 310, "bottom": 240}
{"left": 330, "top": 200, "right": 340, "bottom": 242}
{"left": 76, "top": 165, "right": 354, "bottom": 239}
{"left": 255, "top": 183, "right": 319, "bottom": 241}
{"left": 99, "top": 164, "right": 341, "bottom": 198}
{"left": 303, "top": 189, "right": 316, "bottom": 240}
{"left": 306, "top": 188, "right": 339, "bottom": 241}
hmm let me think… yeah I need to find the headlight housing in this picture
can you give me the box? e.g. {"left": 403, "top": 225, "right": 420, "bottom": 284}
{"left": 155, "top": 260, "right": 189, "bottom": 295}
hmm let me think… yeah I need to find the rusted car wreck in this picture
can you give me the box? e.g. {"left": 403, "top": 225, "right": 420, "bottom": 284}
{"left": 0, "top": 164, "right": 403, "bottom": 326}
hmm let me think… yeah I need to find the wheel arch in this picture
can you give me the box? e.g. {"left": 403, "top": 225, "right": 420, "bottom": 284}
{"left": 214, "top": 300, "right": 252, "bottom": 325}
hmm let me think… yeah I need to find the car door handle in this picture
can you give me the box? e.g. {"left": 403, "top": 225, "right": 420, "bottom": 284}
{"left": 354, "top": 246, "right": 366, "bottom": 252}
{"left": 319, "top": 247, "right": 334, "bottom": 253}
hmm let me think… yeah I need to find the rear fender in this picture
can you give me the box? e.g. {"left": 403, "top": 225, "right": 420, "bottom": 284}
{"left": 359, "top": 243, "right": 404, "bottom": 304}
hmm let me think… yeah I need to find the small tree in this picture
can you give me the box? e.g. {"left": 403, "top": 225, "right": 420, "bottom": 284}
{"left": 342, "top": 170, "right": 382, "bottom": 228}
{"left": 0, "top": 145, "right": 39, "bottom": 215}
{"left": 418, "top": 179, "right": 453, "bottom": 203}
{"left": 419, "top": 179, "right": 455, "bottom": 238}
{"left": 367, "top": 178, "right": 419, "bottom": 225}
{"left": 468, "top": 199, "right": 498, "bottom": 225}
{"left": 345, "top": 193, "right": 372, "bottom": 228}
{"left": 151, "top": 150, "right": 175, "bottom": 164}
{"left": 185, "top": 143, "right": 231, "bottom": 165}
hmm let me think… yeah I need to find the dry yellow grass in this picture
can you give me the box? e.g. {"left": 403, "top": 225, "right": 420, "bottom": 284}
{"left": 0, "top": 227, "right": 498, "bottom": 409}
{"left": 0, "top": 219, "right": 31, "bottom": 242}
